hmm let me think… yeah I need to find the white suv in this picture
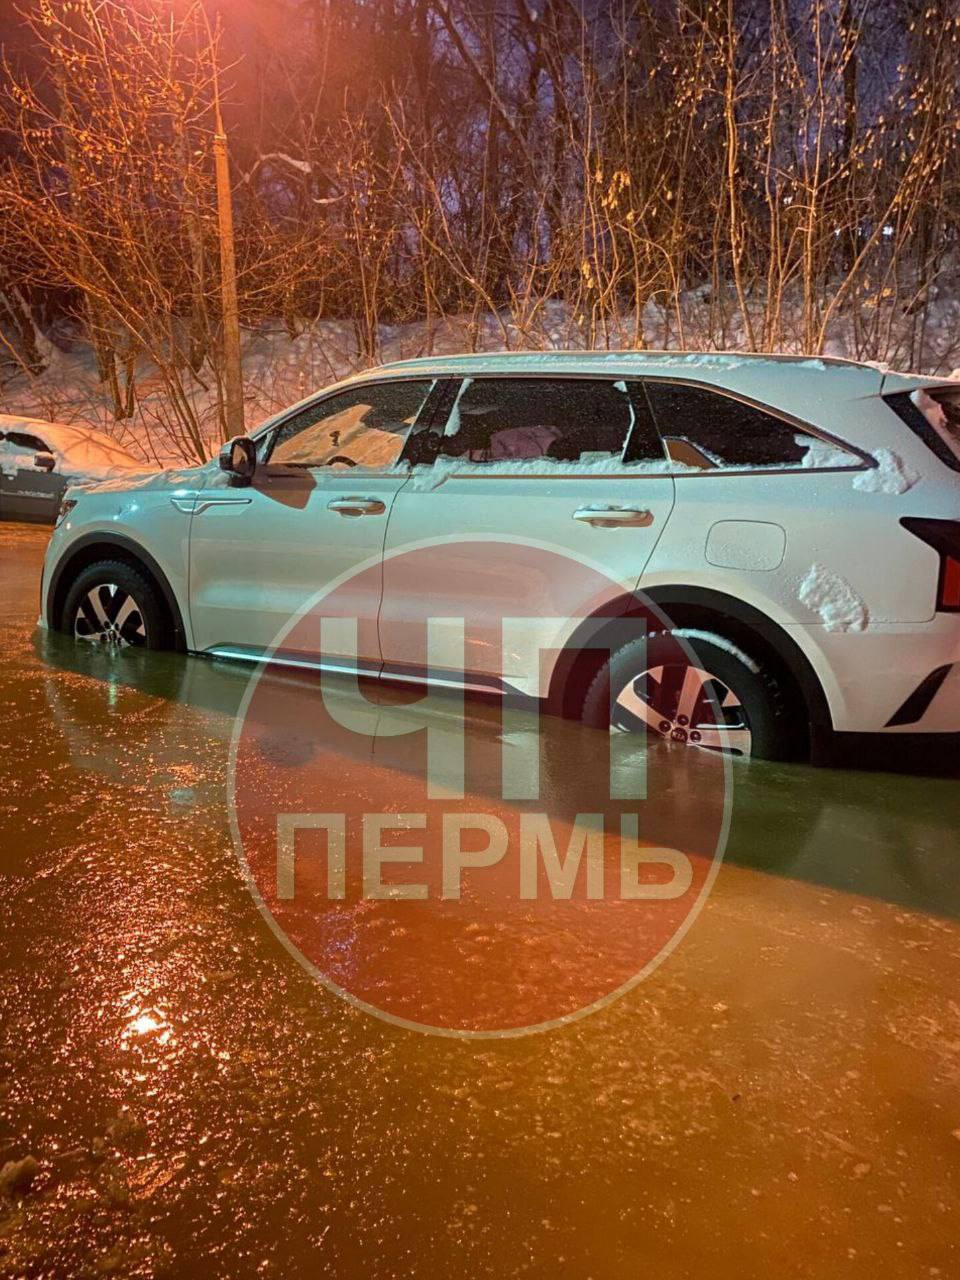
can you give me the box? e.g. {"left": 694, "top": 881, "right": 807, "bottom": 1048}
{"left": 40, "top": 352, "right": 960, "bottom": 760}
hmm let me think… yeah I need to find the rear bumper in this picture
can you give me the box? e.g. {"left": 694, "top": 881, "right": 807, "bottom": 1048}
{"left": 793, "top": 616, "right": 960, "bottom": 734}
{"left": 899, "top": 662, "right": 960, "bottom": 733}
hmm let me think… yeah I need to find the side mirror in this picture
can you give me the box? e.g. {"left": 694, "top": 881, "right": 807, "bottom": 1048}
{"left": 218, "top": 435, "right": 257, "bottom": 485}
{"left": 34, "top": 452, "right": 56, "bottom": 472}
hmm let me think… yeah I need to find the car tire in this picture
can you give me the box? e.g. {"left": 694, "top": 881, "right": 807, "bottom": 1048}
{"left": 579, "top": 629, "right": 798, "bottom": 761}
{"left": 62, "top": 560, "right": 172, "bottom": 651}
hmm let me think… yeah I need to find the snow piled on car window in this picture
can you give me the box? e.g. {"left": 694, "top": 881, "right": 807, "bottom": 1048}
{"left": 910, "top": 387, "right": 960, "bottom": 462}
{"left": 852, "top": 448, "right": 919, "bottom": 495}
{"left": 795, "top": 434, "right": 859, "bottom": 469}
{"left": 404, "top": 439, "right": 870, "bottom": 488}
{"left": 405, "top": 453, "right": 684, "bottom": 490}
{"left": 0, "top": 439, "right": 39, "bottom": 479}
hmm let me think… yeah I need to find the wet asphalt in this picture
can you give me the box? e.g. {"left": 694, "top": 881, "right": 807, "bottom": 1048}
{"left": 1, "top": 521, "right": 960, "bottom": 1279}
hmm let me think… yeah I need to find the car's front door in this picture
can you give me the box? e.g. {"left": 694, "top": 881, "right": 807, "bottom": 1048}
{"left": 187, "top": 378, "right": 438, "bottom": 663}
{"left": 378, "top": 375, "right": 677, "bottom": 695}
{"left": 0, "top": 431, "right": 65, "bottom": 524}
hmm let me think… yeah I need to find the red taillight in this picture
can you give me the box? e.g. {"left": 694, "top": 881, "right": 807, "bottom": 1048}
{"left": 942, "top": 555, "right": 960, "bottom": 609}
{"left": 901, "top": 518, "right": 960, "bottom": 612}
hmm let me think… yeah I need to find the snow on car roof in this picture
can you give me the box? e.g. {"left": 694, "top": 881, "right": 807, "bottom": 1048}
{"left": 371, "top": 349, "right": 860, "bottom": 375}
{"left": 328, "top": 349, "right": 891, "bottom": 401}
{"left": 319, "top": 349, "right": 891, "bottom": 425}
{"left": 253, "top": 351, "right": 960, "bottom": 448}
{"left": 357, "top": 349, "right": 960, "bottom": 392}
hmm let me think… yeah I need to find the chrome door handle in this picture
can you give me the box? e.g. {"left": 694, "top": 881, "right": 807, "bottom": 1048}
{"left": 170, "top": 491, "right": 202, "bottom": 513}
{"left": 327, "top": 497, "right": 386, "bottom": 517}
{"left": 573, "top": 506, "right": 654, "bottom": 528}
{"left": 171, "top": 495, "right": 252, "bottom": 514}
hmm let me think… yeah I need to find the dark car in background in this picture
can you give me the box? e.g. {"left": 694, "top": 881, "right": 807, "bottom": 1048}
{"left": 0, "top": 414, "right": 149, "bottom": 523}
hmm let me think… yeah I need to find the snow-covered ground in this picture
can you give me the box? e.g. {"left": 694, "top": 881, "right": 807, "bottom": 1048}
{"left": 2, "top": 295, "right": 959, "bottom": 467}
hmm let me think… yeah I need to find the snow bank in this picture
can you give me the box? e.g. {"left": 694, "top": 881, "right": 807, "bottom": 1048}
{"left": 798, "top": 563, "right": 869, "bottom": 633}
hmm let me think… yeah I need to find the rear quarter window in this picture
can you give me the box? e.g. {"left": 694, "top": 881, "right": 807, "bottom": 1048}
{"left": 643, "top": 383, "right": 861, "bottom": 471}
{"left": 885, "top": 387, "right": 960, "bottom": 474}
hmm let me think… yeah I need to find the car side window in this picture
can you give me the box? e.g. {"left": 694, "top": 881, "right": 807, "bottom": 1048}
{"left": 643, "top": 383, "right": 860, "bottom": 471}
{"left": 437, "top": 377, "right": 657, "bottom": 466}
{"left": 5, "top": 430, "right": 49, "bottom": 453}
{"left": 269, "top": 380, "right": 434, "bottom": 469}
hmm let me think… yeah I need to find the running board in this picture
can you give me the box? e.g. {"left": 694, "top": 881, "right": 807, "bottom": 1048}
{"left": 203, "top": 645, "right": 525, "bottom": 699}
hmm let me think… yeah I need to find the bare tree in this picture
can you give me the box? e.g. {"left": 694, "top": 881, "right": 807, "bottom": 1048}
{"left": 2, "top": 0, "right": 960, "bottom": 464}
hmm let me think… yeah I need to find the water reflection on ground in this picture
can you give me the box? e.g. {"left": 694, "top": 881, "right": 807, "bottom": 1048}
{"left": 35, "top": 618, "right": 960, "bottom": 924}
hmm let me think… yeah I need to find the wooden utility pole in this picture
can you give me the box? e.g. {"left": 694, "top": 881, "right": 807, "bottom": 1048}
{"left": 209, "top": 16, "right": 244, "bottom": 440}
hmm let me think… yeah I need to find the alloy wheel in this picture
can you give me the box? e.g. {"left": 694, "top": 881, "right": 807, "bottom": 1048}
{"left": 73, "top": 583, "right": 148, "bottom": 649}
{"left": 611, "top": 662, "right": 753, "bottom": 757}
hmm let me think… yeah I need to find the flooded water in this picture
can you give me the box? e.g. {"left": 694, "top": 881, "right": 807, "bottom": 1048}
{"left": 2, "top": 522, "right": 960, "bottom": 1278}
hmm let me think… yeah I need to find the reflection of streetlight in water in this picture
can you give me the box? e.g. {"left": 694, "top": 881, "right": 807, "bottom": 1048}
{"left": 121, "top": 1006, "right": 173, "bottom": 1048}
{"left": 130, "top": 1012, "right": 162, "bottom": 1035}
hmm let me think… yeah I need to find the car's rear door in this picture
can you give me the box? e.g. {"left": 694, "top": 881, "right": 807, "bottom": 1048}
{"left": 378, "top": 375, "right": 677, "bottom": 695}
{"left": 187, "top": 378, "right": 440, "bottom": 663}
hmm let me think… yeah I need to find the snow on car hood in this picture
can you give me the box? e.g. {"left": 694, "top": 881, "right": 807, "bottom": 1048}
{"left": 67, "top": 463, "right": 209, "bottom": 499}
